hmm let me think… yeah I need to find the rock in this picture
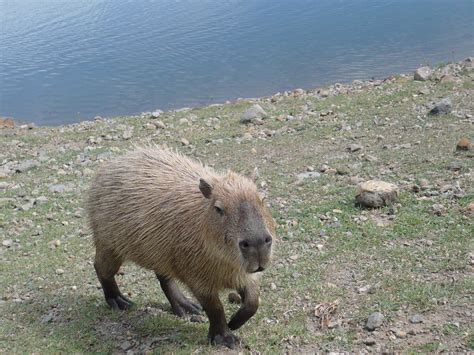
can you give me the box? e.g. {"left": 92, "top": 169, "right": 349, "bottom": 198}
{"left": 40, "top": 313, "right": 54, "bottom": 324}
{"left": 154, "top": 120, "right": 166, "bottom": 129}
{"left": 190, "top": 315, "right": 206, "bottom": 323}
{"left": 180, "top": 138, "right": 190, "bottom": 146}
{"left": 363, "top": 337, "right": 376, "bottom": 346}
{"left": 429, "top": 98, "right": 452, "bottom": 115}
{"left": 409, "top": 314, "right": 424, "bottom": 324}
{"left": 431, "top": 203, "right": 446, "bottom": 216}
{"left": 0, "top": 117, "right": 15, "bottom": 128}
{"left": 2, "top": 239, "right": 13, "bottom": 247}
{"left": 16, "top": 160, "right": 40, "bottom": 173}
{"left": 456, "top": 138, "right": 470, "bottom": 151}
{"left": 318, "top": 89, "right": 330, "bottom": 97}
{"left": 120, "top": 341, "right": 133, "bottom": 352}
{"left": 336, "top": 166, "right": 350, "bottom": 175}
{"left": 151, "top": 110, "right": 162, "bottom": 118}
{"left": 355, "top": 180, "right": 399, "bottom": 208}
{"left": 296, "top": 171, "right": 321, "bottom": 184}
{"left": 270, "top": 282, "right": 277, "bottom": 290}
{"left": 48, "top": 183, "right": 74, "bottom": 193}
{"left": 447, "top": 161, "right": 462, "bottom": 171}
{"left": 391, "top": 328, "right": 407, "bottom": 338}
{"left": 347, "top": 144, "right": 363, "bottom": 152}
{"left": 414, "top": 66, "right": 432, "bottom": 81}
{"left": 122, "top": 129, "right": 133, "bottom": 140}
{"left": 56, "top": 268, "right": 64, "bottom": 275}
{"left": 144, "top": 123, "right": 156, "bottom": 130}
{"left": 48, "top": 240, "right": 61, "bottom": 250}
{"left": 439, "top": 74, "right": 459, "bottom": 84}
{"left": 366, "top": 312, "right": 384, "bottom": 331}
{"left": 240, "top": 104, "right": 267, "bottom": 123}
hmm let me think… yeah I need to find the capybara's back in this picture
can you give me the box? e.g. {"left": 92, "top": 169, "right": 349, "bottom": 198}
{"left": 87, "top": 147, "right": 275, "bottom": 348}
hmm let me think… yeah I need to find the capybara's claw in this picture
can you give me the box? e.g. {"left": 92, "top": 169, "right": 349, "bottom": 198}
{"left": 106, "top": 295, "right": 134, "bottom": 310}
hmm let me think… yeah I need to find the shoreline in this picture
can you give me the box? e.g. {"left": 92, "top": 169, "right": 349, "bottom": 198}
{"left": 1, "top": 57, "right": 472, "bottom": 129}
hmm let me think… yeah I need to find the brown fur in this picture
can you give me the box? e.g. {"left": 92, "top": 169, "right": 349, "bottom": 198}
{"left": 87, "top": 146, "right": 275, "bottom": 347}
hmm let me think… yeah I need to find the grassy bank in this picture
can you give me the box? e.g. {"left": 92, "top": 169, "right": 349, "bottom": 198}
{"left": 1, "top": 59, "right": 473, "bottom": 353}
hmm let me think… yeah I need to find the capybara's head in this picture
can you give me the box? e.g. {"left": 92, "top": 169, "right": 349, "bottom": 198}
{"left": 199, "top": 174, "right": 274, "bottom": 273}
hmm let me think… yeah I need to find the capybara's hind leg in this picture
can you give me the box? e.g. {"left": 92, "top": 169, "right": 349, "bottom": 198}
{"left": 94, "top": 247, "right": 134, "bottom": 310}
{"left": 156, "top": 274, "right": 202, "bottom": 316}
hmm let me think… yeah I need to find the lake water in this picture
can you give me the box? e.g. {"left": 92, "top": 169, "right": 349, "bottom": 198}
{"left": 1, "top": 0, "right": 473, "bottom": 125}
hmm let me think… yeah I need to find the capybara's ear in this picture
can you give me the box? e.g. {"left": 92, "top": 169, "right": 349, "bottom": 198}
{"left": 199, "top": 178, "right": 213, "bottom": 199}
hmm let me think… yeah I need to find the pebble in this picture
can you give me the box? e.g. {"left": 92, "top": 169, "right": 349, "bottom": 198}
{"left": 414, "top": 66, "right": 432, "bottom": 81}
{"left": 240, "top": 104, "right": 267, "bottom": 123}
{"left": 429, "top": 98, "right": 452, "bottom": 115}
{"left": 122, "top": 129, "right": 133, "bottom": 140}
{"left": 366, "top": 312, "right": 384, "bottom": 331}
{"left": 431, "top": 204, "right": 446, "bottom": 216}
{"left": 391, "top": 328, "right": 407, "bottom": 338}
{"left": 409, "top": 314, "right": 424, "bottom": 324}
{"left": 347, "top": 144, "right": 363, "bottom": 152}
{"left": 446, "top": 161, "right": 462, "bottom": 171}
{"left": 56, "top": 269, "right": 64, "bottom": 275}
{"left": 2, "top": 239, "right": 13, "bottom": 247}
{"left": 456, "top": 138, "right": 470, "bottom": 151}
{"left": 296, "top": 171, "right": 321, "bottom": 184}
{"left": 154, "top": 120, "right": 166, "bottom": 129}
{"left": 270, "top": 282, "right": 277, "bottom": 290}
{"left": 120, "top": 341, "right": 133, "bottom": 351}
{"left": 180, "top": 138, "right": 190, "bottom": 146}
{"left": 363, "top": 337, "right": 376, "bottom": 346}
{"left": 16, "top": 160, "right": 40, "bottom": 173}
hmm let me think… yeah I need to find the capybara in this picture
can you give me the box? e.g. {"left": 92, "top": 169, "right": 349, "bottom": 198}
{"left": 87, "top": 147, "right": 275, "bottom": 348}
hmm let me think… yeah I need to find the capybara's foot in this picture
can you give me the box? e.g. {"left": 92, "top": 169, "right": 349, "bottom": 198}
{"left": 209, "top": 332, "right": 240, "bottom": 349}
{"left": 106, "top": 294, "right": 135, "bottom": 310}
{"left": 172, "top": 297, "right": 202, "bottom": 316}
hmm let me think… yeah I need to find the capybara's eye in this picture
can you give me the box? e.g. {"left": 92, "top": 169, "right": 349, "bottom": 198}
{"left": 214, "top": 205, "right": 224, "bottom": 216}
{"left": 264, "top": 235, "right": 272, "bottom": 245}
{"left": 239, "top": 241, "right": 250, "bottom": 249}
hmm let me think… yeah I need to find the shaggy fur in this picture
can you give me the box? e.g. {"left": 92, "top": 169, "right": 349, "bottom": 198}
{"left": 87, "top": 146, "right": 275, "bottom": 296}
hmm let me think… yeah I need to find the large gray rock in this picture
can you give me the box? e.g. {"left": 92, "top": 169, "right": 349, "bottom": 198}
{"left": 414, "top": 66, "right": 433, "bottom": 81}
{"left": 16, "top": 160, "right": 40, "bottom": 173}
{"left": 366, "top": 312, "right": 384, "bottom": 331}
{"left": 429, "top": 98, "right": 452, "bottom": 115}
{"left": 240, "top": 104, "right": 267, "bottom": 123}
{"left": 355, "top": 180, "right": 399, "bottom": 208}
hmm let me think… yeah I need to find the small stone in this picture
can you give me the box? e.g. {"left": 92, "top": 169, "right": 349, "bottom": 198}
{"left": 190, "top": 315, "right": 206, "bottom": 323}
{"left": 347, "top": 144, "right": 363, "bottom": 152}
{"left": 154, "top": 120, "right": 166, "bottom": 129}
{"left": 122, "top": 129, "right": 133, "bottom": 140}
{"left": 355, "top": 180, "right": 399, "bottom": 208}
{"left": 40, "top": 313, "right": 54, "bottom": 324}
{"left": 439, "top": 74, "right": 459, "bottom": 84}
{"left": 391, "top": 328, "right": 407, "bottom": 338}
{"left": 180, "top": 138, "right": 190, "bottom": 146}
{"left": 16, "top": 160, "right": 40, "bottom": 173}
{"left": 414, "top": 66, "right": 432, "bottom": 81}
{"left": 151, "top": 110, "right": 162, "bottom": 118}
{"left": 447, "top": 161, "right": 462, "bottom": 171}
{"left": 296, "top": 171, "right": 321, "bottom": 184}
{"left": 179, "top": 118, "right": 189, "bottom": 125}
{"left": 144, "top": 123, "right": 156, "bottom": 130}
{"left": 431, "top": 204, "right": 446, "bottom": 216}
{"left": 71, "top": 285, "right": 77, "bottom": 291}
{"left": 56, "top": 269, "right": 64, "bottom": 275}
{"left": 120, "top": 341, "right": 133, "bottom": 351}
{"left": 429, "top": 98, "right": 452, "bottom": 115}
{"left": 363, "top": 337, "right": 376, "bottom": 346}
{"left": 336, "top": 166, "right": 350, "bottom": 175}
{"left": 270, "top": 283, "right": 277, "bottom": 290}
{"left": 409, "top": 314, "right": 424, "bottom": 324}
{"left": 2, "top": 239, "right": 13, "bottom": 247}
{"left": 240, "top": 104, "right": 267, "bottom": 123}
{"left": 48, "top": 240, "right": 61, "bottom": 249}
{"left": 366, "top": 312, "right": 384, "bottom": 331}
{"left": 456, "top": 138, "right": 470, "bottom": 151}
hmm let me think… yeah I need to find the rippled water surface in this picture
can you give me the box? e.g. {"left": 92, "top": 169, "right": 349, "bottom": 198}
{"left": 1, "top": 0, "right": 473, "bottom": 125}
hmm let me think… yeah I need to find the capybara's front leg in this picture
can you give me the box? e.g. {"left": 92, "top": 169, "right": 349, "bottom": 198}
{"left": 156, "top": 274, "right": 202, "bottom": 316}
{"left": 195, "top": 292, "right": 239, "bottom": 349}
{"left": 228, "top": 283, "right": 260, "bottom": 330}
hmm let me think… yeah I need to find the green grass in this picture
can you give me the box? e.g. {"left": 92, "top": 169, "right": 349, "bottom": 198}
{"left": 1, "top": 62, "right": 473, "bottom": 353}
